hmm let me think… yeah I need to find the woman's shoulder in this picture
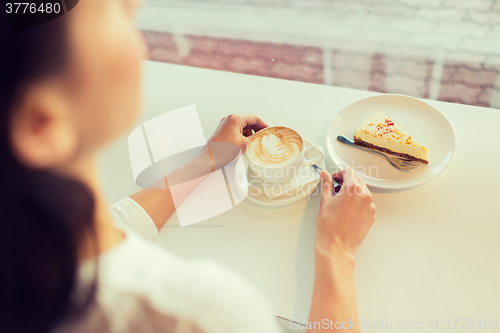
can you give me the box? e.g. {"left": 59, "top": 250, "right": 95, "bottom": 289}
{"left": 93, "top": 232, "right": 282, "bottom": 333}
{"left": 54, "top": 287, "right": 206, "bottom": 333}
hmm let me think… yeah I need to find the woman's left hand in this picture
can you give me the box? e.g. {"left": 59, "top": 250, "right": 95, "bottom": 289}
{"left": 208, "top": 114, "right": 269, "bottom": 152}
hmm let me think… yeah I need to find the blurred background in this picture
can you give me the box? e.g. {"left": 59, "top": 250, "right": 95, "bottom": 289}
{"left": 136, "top": 0, "right": 500, "bottom": 109}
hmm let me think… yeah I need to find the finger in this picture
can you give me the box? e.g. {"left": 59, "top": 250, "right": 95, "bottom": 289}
{"left": 350, "top": 169, "right": 368, "bottom": 191}
{"left": 320, "top": 171, "right": 333, "bottom": 199}
{"left": 343, "top": 167, "right": 359, "bottom": 186}
{"left": 220, "top": 117, "right": 227, "bottom": 124}
{"left": 361, "top": 177, "right": 370, "bottom": 193}
{"left": 371, "top": 203, "right": 377, "bottom": 222}
{"left": 331, "top": 169, "right": 345, "bottom": 182}
{"left": 240, "top": 114, "right": 269, "bottom": 132}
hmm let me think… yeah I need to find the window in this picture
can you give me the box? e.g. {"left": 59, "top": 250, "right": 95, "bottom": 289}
{"left": 137, "top": 0, "right": 500, "bottom": 109}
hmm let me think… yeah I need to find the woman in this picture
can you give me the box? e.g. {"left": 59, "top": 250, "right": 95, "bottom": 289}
{"left": 0, "top": 1, "right": 376, "bottom": 332}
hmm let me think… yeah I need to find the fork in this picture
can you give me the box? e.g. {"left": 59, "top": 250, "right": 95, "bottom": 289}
{"left": 336, "top": 135, "right": 422, "bottom": 171}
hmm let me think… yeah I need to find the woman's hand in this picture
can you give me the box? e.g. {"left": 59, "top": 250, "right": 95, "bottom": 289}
{"left": 208, "top": 114, "right": 268, "bottom": 152}
{"left": 308, "top": 168, "right": 374, "bottom": 332}
{"left": 316, "top": 168, "right": 376, "bottom": 258}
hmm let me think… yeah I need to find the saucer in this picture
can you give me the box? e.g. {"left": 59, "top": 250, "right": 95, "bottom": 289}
{"left": 233, "top": 139, "right": 326, "bottom": 207}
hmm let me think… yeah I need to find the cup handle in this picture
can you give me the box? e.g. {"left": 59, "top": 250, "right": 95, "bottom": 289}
{"left": 302, "top": 144, "right": 325, "bottom": 167}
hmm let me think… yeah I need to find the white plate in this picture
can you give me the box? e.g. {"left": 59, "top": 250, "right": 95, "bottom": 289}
{"left": 326, "top": 94, "right": 456, "bottom": 189}
{"left": 234, "top": 139, "right": 325, "bottom": 207}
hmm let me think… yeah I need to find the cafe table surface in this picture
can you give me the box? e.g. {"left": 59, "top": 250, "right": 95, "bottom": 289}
{"left": 97, "top": 60, "right": 500, "bottom": 331}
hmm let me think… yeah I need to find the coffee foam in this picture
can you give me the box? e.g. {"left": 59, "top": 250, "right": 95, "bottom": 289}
{"left": 247, "top": 127, "right": 303, "bottom": 166}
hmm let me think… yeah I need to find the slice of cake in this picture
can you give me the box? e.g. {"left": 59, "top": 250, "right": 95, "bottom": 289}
{"left": 353, "top": 111, "right": 429, "bottom": 164}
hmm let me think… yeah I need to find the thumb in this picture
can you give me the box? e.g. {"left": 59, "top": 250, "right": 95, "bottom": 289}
{"left": 320, "top": 171, "right": 333, "bottom": 200}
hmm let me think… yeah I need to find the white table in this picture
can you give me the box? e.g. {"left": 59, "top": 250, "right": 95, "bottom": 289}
{"left": 98, "top": 61, "right": 500, "bottom": 332}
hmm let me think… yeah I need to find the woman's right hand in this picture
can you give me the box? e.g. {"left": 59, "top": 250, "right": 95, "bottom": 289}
{"left": 315, "top": 168, "right": 376, "bottom": 258}
{"left": 308, "top": 168, "right": 374, "bottom": 331}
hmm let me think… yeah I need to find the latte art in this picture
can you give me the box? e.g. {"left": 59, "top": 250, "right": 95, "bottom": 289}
{"left": 247, "top": 127, "right": 303, "bottom": 166}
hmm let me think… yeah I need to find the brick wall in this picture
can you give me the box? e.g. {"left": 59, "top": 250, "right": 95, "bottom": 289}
{"left": 144, "top": 30, "right": 500, "bottom": 109}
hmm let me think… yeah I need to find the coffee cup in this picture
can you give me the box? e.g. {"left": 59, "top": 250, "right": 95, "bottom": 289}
{"left": 245, "top": 126, "right": 324, "bottom": 184}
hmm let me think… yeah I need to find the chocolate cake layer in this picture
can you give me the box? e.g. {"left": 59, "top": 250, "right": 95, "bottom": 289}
{"left": 353, "top": 136, "right": 429, "bottom": 164}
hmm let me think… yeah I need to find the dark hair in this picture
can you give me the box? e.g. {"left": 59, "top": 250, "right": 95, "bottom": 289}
{"left": 0, "top": 12, "right": 97, "bottom": 333}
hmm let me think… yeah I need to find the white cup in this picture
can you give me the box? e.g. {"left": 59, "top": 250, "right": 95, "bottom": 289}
{"left": 245, "top": 126, "right": 324, "bottom": 184}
